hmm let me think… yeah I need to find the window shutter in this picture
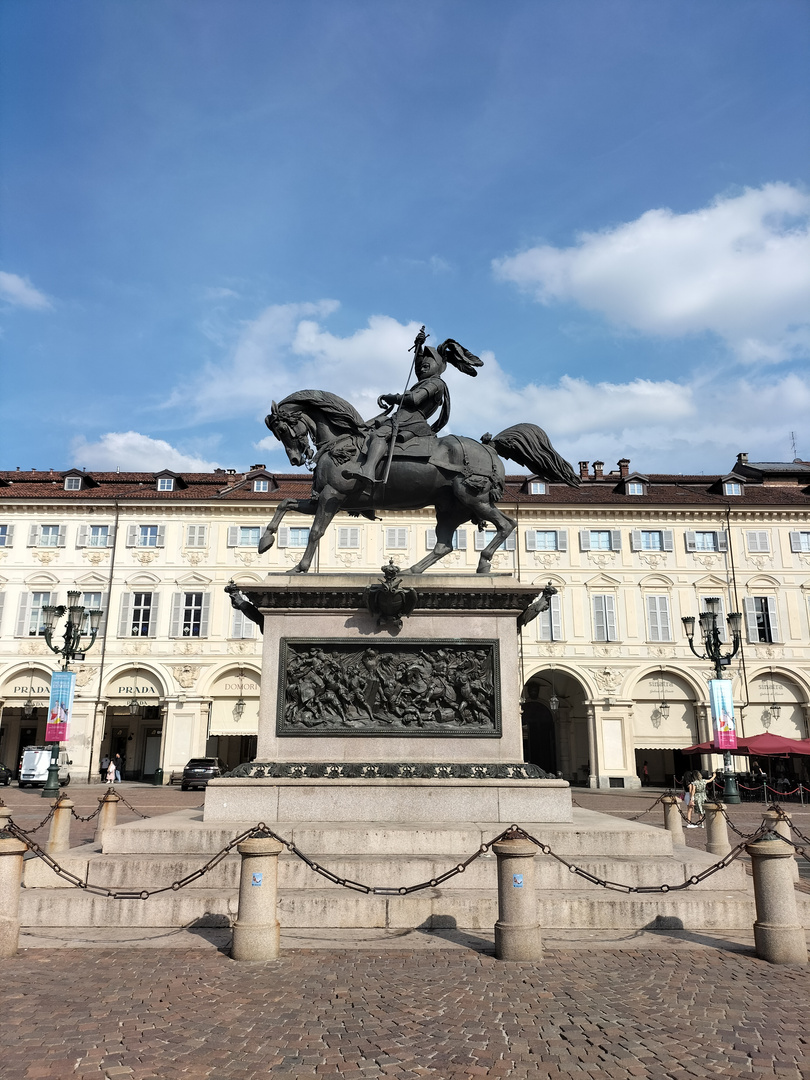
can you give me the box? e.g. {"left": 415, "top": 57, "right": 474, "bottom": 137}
{"left": 56, "top": 525, "right": 67, "bottom": 547}
{"left": 28, "top": 525, "right": 39, "bottom": 547}
{"left": 474, "top": 529, "right": 487, "bottom": 551}
{"left": 525, "top": 531, "right": 537, "bottom": 551}
{"left": 743, "top": 597, "right": 758, "bottom": 643}
{"left": 717, "top": 531, "right": 728, "bottom": 552}
{"left": 199, "top": 593, "right": 211, "bottom": 638}
{"left": 789, "top": 532, "right": 802, "bottom": 553}
{"left": 105, "top": 525, "right": 116, "bottom": 547}
{"left": 337, "top": 526, "right": 360, "bottom": 549}
{"left": 662, "top": 530, "right": 674, "bottom": 552}
{"left": 198, "top": 525, "right": 208, "bottom": 547}
{"left": 3, "top": 525, "right": 13, "bottom": 546}
{"left": 277, "top": 526, "right": 289, "bottom": 548}
{"left": 169, "top": 593, "right": 183, "bottom": 638}
{"left": 604, "top": 595, "right": 617, "bottom": 639}
{"left": 226, "top": 526, "right": 239, "bottom": 547}
{"left": 766, "top": 597, "right": 780, "bottom": 643}
{"left": 76, "top": 525, "right": 88, "bottom": 548}
{"left": 16, "top": 594, "right": 31, "bottom": 637}
{"left": 505, "top": 533, "right": 516, "bottom": 551}
{"left": 97, "top": 591, "right": 109, "bottom": 635}
{"left": 126, "top": 525, "right": 138, "bottom": 547}
{"left": 646, "top": 595, "right": 659, "bottom": 640}
{"left": 147, "top": 593, "right": 160, "bottom": 638}
{"left": 118, "top": 594, "right": 133, "bottom": 637}
{"left": 454, "top": 529, "right": 467, "bottom": 550}
{"left": 426, "top": 529, "right": 436, "bottom": 549}
{"left": 556, "top": 530, "right": 567, "bottom": 552}
{"left": 684, "top": 531, "right": 696, "bottom": 552}
{"left": 155, "top": 525, "right": 166, "bottom": 548}
{"left": 0, "top": 592, "right": 4, "bottom": 634}
{"left": 747, "top": 531, "right": 769, "bottom": 553}
{"left": 630, "top": 530, "right": 643, "bottom": 552}
{"left": 593, "top": 596, "right": 606, "bottom": 641}
{"left": 579, "top": 529, "right": 591, "bottom": 551}
{"left": 550, "top": 593, "right": 562, "bottom": 639}
{"left": 231, "top": 608, "right": 243, "bottom": 638}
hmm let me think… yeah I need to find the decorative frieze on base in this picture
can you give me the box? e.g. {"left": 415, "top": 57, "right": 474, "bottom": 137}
{"left": 227, "top": 761, "right": 552, "bottom": 780}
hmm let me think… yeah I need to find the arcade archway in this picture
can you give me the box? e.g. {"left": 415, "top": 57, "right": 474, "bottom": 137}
{"left": 522, "top": 670, "right": 590, "bottom": 783}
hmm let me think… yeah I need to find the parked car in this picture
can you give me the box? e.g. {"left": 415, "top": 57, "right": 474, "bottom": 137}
{"left": 181, "top": 757, "right": 226, "bottom": 791}
{"left": 0, "top": 762, "right": 12, "bottom": 786}
{"left": 18, "top": 746, "right": 71, "bottom": 788}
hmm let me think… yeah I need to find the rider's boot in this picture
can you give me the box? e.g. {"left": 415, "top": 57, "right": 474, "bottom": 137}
{"left": 342, "top": 438, "right": 387, "bottom": 489}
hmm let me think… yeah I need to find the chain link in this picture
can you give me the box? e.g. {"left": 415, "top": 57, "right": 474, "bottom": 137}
{"left": 107, "top": 788, "right": 149, "bottom": 819}
{"left": 767, "top": 803, "right": 810, "bottom": 847}
{"left": 70, "top": 804, "right": 102, "bottom": 823}
{"left": 12, "top": 803, "right": 59, "bottom": 834}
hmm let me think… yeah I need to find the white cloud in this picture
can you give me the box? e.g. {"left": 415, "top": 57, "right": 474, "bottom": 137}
{"left": 0, "top": 271, "right": 52, "bottom": 310}
{"left": 71, "top": 432, "right": 219, "bottom": 472}
{"left": 493, "top": 183, "right": 810, "bottom": 363}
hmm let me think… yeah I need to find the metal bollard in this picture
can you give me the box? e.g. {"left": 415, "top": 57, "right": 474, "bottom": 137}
{"left": 662, "top": 795, "right": 685, "bottom": 846}
{"left": 745, "top": 833, "right": 807, "bottom": 965}
{"left": 0, "top": 830, "right": 27, "bottom": 957}
{"left": 46, "top": 796, "right": 74, "bottom": 855}
{"left": 231, "top": 836, "right": 284, "bottom": 962}
{"left": 704, "top": 802, "right": 731, "bottom": 857}
{"left": 492, "top": 836, "right": 543, "bottom": 962}
{"left": 94, "top": 790, "right": 120, "bottom": 846}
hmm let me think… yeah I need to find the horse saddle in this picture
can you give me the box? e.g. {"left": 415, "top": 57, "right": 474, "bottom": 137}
{"left": 391, "top": 435, "right": 439, "bottom": 460}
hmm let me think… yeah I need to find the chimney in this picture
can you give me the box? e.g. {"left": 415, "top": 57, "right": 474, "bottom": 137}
{"left": 579, "top": 461, "right": 589, "bottom": 480}
{"left": 250, "top": 464, "right": 266, "bottom": 471}
{"left": 737, "top": 452, "right": 749, "bottom": 466}
{"left": 593, "top": 461, "right": 604, "bottom": 480}
{"left": 618, "top": 458, "right": 630, "bottom": 478}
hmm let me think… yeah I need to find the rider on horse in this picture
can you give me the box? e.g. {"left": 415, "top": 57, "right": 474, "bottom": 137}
{"left": 342, "top": 328, "right": 482, "bottom": 491}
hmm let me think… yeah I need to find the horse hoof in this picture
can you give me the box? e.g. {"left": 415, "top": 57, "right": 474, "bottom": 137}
{"left": 476, "top": 563, "right": 492, "bottom": 575}
{"left": 258, "top": 528, "right": 276, "bottom": 554}
{"left": 286, "top": 566, "right": 309, "bottom": 575}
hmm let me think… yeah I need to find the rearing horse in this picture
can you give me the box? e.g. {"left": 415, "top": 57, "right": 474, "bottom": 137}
{"left": 260, "top": 389, "right": 579, "bottom": 574}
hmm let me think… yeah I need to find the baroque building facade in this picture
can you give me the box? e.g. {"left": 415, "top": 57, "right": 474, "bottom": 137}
{"left": 1, "top": 455, "right": 809, "bottom": 787}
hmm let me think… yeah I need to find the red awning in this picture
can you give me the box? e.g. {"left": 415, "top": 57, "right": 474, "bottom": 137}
{"left": 682, "top": 733, "right": 810, "bottom": 756}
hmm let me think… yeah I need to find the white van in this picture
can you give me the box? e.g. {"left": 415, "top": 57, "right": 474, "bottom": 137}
{"left": 18, "top": 746, "right": 71, "bottom": 788}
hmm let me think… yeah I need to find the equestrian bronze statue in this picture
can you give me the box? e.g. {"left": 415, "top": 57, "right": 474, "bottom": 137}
{"left": 260, "top": 327, "right": 579, "bottom": 574}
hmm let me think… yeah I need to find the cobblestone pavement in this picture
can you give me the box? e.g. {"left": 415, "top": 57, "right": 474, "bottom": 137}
{"left": 2, "top": 947, "right": 809, "bottom": 1080}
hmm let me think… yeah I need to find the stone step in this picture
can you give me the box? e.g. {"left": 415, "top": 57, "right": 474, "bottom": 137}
{"left": 22, "top": 848, "right": 749, "bottom": 894}
{"left": 20, "top": 884, "right": 784, "bottom": 932}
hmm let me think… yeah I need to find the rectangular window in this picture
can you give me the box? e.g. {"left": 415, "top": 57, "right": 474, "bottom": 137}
{"left": 631, "top": 529, "right": 674, "bottom": 553}
{"left": 64, "top": 476, "right": 81, "bottom": 490}
{"left": 425, "top": 529, "right": 467, "bottom": 550}
{"left": 28, "top": 592, "right": 51, "bottom": 636}
{"left": 641, "top": 531, "right": 662, "bottom": 550}
{"left": 89, "top": 525, "right": 110, "bottom": 547}
{"left": 592, "top": 595, "right": 618, "bottom": 641}
{"left": 724, "top": 482, "right": 742, "bottom": 496}
{"left": 337, "top": 526, "right": 360, "bottom": 549}
{"left": 277, "top": 526, "right": 310, "bottom": 548}
{"left": 626, "top": 481, "right": 644, "bottom": 495}
{"left": 253, "top": 479, "right": 269, "bottom": 492}
{"left": 474, "top": 529, "right": 516, "bottom": 552}
{"left": 744, "top": 597, "right": 779, "bottom": 644}
{"left": 746, "top": 531, "right": 771, "bottom": 554}
{"left": 130, "top": 593, "right": 153, "bottom": 637}
{"left": 528, "top": 530, "right": 559, "bottom": 551}
{"left": 685, "top": 530, "right": 727, "bottom": 553}
{"left": 185, "top": 525, "right": 208, "bottom": 547}
{"left": 529, "top": 481, "right": 546, "bottom": 495}
{"left": 385, "top": 527, "right": 409, "bottom": 549}
{"left": 157, "top": 478, "right": 174, "bottom": 491}
{"left": 645, "top": 595, "right": 672, "bottom": 641}
{"left": 790, "top": 531, "right": 810, "bottom": 553}
{"left": 0, "top": 525, "right": 11, "bottom": 547}
{"left": 40, "top": 525, "right": 61, "bottom": 547}
{"left": 694, "top": 531, "right": 718, "bottom": 551}
{"left": 590, "top": 530, "right": 612, "bottom": 550}
{"left": 537, "top": 593, "right": 563, "bottom": 641}
{"left": 231, "top": 607, "right": 256, "bottom": 639}
{"left": 138, "top": 526, "right": 159, "bottom": 547}
{"left": 239, "top": 526, "right": 260, "bottom": 547}
{"left": 181, "top": 592, "right": 203, "bottom": 637}
{"left": 81, "top": 591, "right": 103, "bottom": 634}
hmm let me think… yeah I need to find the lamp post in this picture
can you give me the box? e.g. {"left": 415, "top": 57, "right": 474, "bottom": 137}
{"left": 40, "top": 591, "right": 103, "bottom": 799}
{"left": 682, "top": 597, "right": 743, "bottom": 804}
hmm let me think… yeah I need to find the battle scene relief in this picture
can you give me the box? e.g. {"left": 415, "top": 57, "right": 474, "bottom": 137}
{"left": 277, "top": 639, "right": 501, "bottom": 737}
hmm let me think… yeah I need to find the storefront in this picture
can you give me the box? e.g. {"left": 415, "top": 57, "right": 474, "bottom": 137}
{"left": 205, "top": 666, "right": 260, "bottom": 771}
{"left": 0, "top": 666, "right": 53, "bottom": 774}
{"left": 100, "top": 667, "right": 165, "bottom": 781}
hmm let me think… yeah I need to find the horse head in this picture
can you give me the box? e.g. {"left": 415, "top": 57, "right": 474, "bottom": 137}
{"left": 265, "top": 401, "right": 315, "bottom": 468}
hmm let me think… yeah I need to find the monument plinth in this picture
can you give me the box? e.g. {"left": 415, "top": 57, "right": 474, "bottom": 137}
{"left": 205, "top": 571, "right": 572, "bottom": 823}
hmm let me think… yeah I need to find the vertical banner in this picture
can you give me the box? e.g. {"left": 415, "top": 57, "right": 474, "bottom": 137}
{"left": 46, "top": 671, "right": 76, "bottom": 743}
{"left": 709, "top": 678, "right": 737, "bottom": 750}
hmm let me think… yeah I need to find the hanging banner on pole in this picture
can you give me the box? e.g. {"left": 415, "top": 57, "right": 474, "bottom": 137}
{"left": 709, "top": 678, "right": 737, "bottom": 750}
{"left": 46, "top": 671, "right": 76, "bottom": 743}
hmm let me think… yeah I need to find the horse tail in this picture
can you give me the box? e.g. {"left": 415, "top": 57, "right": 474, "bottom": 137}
{"left": 484, "top": 424, "right": 580, "bottom": 487}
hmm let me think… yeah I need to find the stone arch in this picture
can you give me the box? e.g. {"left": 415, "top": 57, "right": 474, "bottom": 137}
{"left": 522, "top": 666, "right": 592, "bottom": 783}
{"left": 744, "top": 667, "right": 808, "bottom": 739}
{"left": 103, "top": 662, "right": 167, "bottom": 701}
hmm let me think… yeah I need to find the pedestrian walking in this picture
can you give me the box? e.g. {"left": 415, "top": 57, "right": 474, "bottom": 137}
{"left": 105, "top": 759, "right": 116, "bottom": 784}
{"left": 641, "top": 760, "right": 650, "bottom": 787}
{"left": 686, "top": 770, "right": 715, "bottom": 827}
{"left": 100, "top": 755, "right": 110, "bottom": 782}
{"left": 114, "top": 753, "right": 123, "bottom": 782}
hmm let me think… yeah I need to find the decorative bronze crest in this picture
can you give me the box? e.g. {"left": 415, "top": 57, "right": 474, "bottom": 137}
{"left": 364, "top": 560, "right": 417, "bottom": 630}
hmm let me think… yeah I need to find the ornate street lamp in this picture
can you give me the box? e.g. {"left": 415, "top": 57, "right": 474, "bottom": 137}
{"left": 22, "top": 664, "right": 37, "bottom": 719}
{"left": 39, "top": 591, "right": 103, "bottom": 798}
{"left": 233, "top": 666, "right": 246, "bottom": 722}
{"left": 682, "top": 596, "right": 743, "bottom": 804}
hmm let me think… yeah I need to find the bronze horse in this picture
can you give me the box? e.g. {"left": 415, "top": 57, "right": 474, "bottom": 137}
{"left": 260, "top": 389, "right": 579, "bottom": 574}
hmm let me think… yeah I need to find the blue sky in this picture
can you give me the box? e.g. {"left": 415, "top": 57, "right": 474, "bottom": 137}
{"left": 1, "top": 0, "right": 808, "bottom": 475}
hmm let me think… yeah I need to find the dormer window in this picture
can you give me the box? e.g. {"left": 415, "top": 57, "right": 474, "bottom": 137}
{"left": 157, "top": 478, "right": 174, "bottom": 492}
{"left": 626, "top": 481, "right": 643, "bottom": 495}
{"left": 529, "top": 481, "right": 546, "bottom": 495}
{"left": 254, "top": 479, "right": 269, "bottom": 492}
{"left": 724, "top": 481, "right": 742, "bottom": 496}
{"left": 64, "top": 476, "right": 81, "bottom": 491}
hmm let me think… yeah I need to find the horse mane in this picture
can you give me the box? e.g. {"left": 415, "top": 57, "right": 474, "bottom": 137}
{"left": 278, "top": 390, "right": 366, "bottom": 435}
